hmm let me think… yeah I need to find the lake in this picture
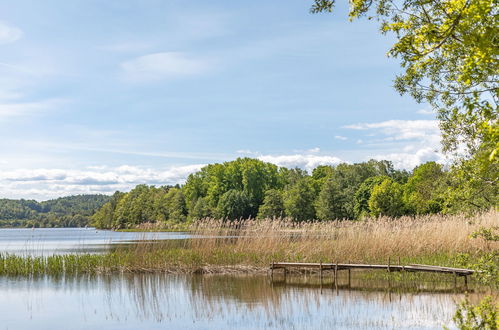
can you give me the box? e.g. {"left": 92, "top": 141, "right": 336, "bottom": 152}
{"left": 0, "top": 273, "right": 476, "bottom": 330}
{"left": 0, "top": 228, "right": 190, "bottom": 256}
{"left": 0, "top": 228, "right": 487, "bottom": 329}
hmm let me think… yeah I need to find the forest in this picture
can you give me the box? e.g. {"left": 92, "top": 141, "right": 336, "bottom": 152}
{"left": 91, "top": 157, "right": 498, "bottom": 229}
{"left": 0, "top": 195, "right": 111, "bottom": 228}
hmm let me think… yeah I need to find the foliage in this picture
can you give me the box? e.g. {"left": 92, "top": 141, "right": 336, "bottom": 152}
{"left": 311, "top": 0, "right": 499, "bottom": 163}
{"left": 450, "top": 296, "right": 498, "bottom": 330}
{"left": 283, "top": 177, "right": 317, "bottom": 221}
{"left": 442, "top": 151, "right": 499, "bottom": 214}
{"left": 470, "top": 227, "right": 499, "bottom": 242}
{"left": 454, "top": 252, "right": 499, "bottom": 287}
{"left": 257, "top": 189, "right": 285, "bottom": 219}
{"left": 369, "top": 178, "right": 405, "bottom": 217}
{"left": 316, "top": 179, "right": 348, "bottom": 220}
{"left": 403, "top": 161, "right": 446, "bottom": 214}
{"left": 354, "top": 176, "right": 388, "bottom": 218}
{"left": 88, "top": 157, "right": 496, "bottom": 228}
{"left": 216, "top": 190, "right": 253, "bottom": 220}
{"left": 0, "top": 195, "right": 110, "bottom": 228}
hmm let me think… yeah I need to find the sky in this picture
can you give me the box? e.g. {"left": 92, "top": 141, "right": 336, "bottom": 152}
{"left": 0, "top": 0, "right": 444, "bottom": 200}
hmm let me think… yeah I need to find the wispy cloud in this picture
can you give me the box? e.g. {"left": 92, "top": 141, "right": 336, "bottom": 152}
{"left": 344, "top": 119, "right": 440, "bottom": 144}
{"left": 0, "top": 21, "right": 22, "bottom": 44}
{"left": 258, "top": 154, "right": 343, "bottom": 172}
{"left": 334, "top": 135, "right": 347, "bottom": 140}
{"left": 0, "top": 164, "right": 205, "bottom": 200}
{"left": 121, "top": 52, "right": 211, "bottom": 82}
{"left": 344, "top": 119, "right": 445, "bottom": 169}
{"left": 371, "top": 148, "right": 445, "bottom": 170}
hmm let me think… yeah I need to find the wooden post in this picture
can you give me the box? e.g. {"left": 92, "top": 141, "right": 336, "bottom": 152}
{"left": 464, "top": 275, "right": 468, "bottom": 288}
{"left": 271, "top": 261, "right": 274, "bottom": 279}
{"left": 334, "top": 261, "right": 338, "bottom": 292}
{"left": 388, "top": 257, "right": 391, "bottom": 272}
{"left": 454, "top": 272, "right": 457, "bottom": 289}
{"left": 348, "top": 269, "right": 351, "bottom": 287}
{"left": 319, "top": 262, "right": 324, "bottom": 288}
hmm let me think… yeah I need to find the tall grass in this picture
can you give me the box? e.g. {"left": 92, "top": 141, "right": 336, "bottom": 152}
{"left": 0, "top": 210, "right": 497, "bottom": 276}
{"left": 187, "top": 210, "right": 498, "bottom": 265}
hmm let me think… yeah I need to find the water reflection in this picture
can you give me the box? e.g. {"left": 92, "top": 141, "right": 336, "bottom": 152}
{"left": 0, "top": 273, "right": 490, "bottom": 329}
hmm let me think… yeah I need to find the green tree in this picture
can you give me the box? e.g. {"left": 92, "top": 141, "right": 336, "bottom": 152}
{"left": 91, "top": 192, "right": 123, "bottom": 228}
{"left": 368, "top": 178, "right": 406, "bottom": 217}
{"left": 190, "top": 197, "right": 212, "bottom": 220}
{"left": 312, "top": 0, "right": 498, "bottom": 162}
{"left": 443, "top": 152, "right": 499, "bottom": 213}
{"left": 257, "top": 189, "right": 285, "bottom": 219}
{"left": 283, "top": 178, "right": 316, "bottom": 221}
{"left": 403, "top": 161, "right": 446, "bottom": 214}
{"left": 354, "top": 176, "right": 389, "bottom": 218}
{"left": 183, "top": 158, "right": 281, "bottom": 218}
{"left": 314, "top": 160, "right": 402, "bottom": 219}
{"left": 164, "top": 188, "right": 188, "bottom": 222}
{"left": 216, "top": 190, "right": 253, "bottom": 220}
{"left": 316, "top": 179, "right": 348, "bottom": 220}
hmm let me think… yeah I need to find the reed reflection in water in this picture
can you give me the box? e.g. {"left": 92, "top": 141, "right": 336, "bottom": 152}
{"left": 0, "top": 273, "right": 485, "bottom": 329}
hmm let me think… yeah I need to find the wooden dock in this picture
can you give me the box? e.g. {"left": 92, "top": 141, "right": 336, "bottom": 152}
{"left": 270, "top": 261, "right": 475, "bottom": 286}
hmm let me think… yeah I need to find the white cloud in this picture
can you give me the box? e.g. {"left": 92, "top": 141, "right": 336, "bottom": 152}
{"left": 0, "top": 21, "right": 22, "bottom": 44}
{"left": 258, "top": 154, "right": 343, "bottom": 172}
{"left": 0, "top": 164, "right": 205, "bottom": 200}
{"left": 307, "top": 147, "right": 320, "bottom": 153}
{"left": 344, "top": 119, "right": 445, "bottom": 169}
{"left": 121, "top": 52, "right": 210, "bottom": 81}
{"left": 334, "top": 135, "right": 347, "bottom": 140}
{"left": 236, "top": 149, "right": 257, "bottom": 155}
{"left": 372, "top": 147, "right": 445, "bottom": 170}
{"left": 344, "top": 119, "right": 440, "bottom": 146}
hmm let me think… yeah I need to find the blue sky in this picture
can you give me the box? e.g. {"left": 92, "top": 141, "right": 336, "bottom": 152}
{"left": 0, "top": 0, "right": 443, "bottom": 200}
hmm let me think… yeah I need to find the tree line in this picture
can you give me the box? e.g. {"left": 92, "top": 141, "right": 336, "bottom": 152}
{"left": 0, "top": 195, "right": 111, "bottom": 228}
{"left": 91, "top": 157, "right": 497, "bottom": 229}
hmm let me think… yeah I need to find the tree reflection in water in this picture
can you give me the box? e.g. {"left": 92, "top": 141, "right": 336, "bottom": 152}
{"left": 0, "top": 273, "right": 492, "bottom": 329}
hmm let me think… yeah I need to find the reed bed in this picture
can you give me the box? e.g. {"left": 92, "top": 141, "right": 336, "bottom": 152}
{"left": 187, "top": 210, "right": 498, "bottom": 265}
{"left": 0, "top": 210, "right": 497, "bottom": 277}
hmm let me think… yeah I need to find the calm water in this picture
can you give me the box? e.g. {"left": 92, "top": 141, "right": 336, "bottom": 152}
{"left": 0, "top": 273, "right": 478, "bottom": 330}
{"left": 0, "top": 228, "right": 488, "bottom": 329}
{"left": 0, "top": 228, "right": 190, "bottom": 255}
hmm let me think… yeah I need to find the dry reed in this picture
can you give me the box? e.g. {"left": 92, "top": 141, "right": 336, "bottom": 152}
{"left": 186, "top": 210, "right": 499, "bottom": 265}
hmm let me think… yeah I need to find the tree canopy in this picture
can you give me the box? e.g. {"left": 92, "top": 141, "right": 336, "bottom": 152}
{"left": 311, "top": 0, "right": 498, "bottom": 162}
{"left": 86, "top": 157, "right": 497, "bottom": 229}
{"left": 0, "top": 195, "right": 110, "bottom": 228}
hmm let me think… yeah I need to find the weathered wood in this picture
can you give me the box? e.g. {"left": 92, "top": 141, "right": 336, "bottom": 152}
{"left": 269, "top": 262, "right": 475, "bottom": 277}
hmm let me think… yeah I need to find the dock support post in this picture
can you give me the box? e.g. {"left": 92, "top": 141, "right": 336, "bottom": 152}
{"left": 319, "top": 262, "right": 323, "bottom": 289}
{"left": 348, "top": 269, "right": 351, "bottom": 287}
{"left": 388, "top": 257, "right": 391, "bottom": 272}
{"left": 454, "top": 272, "right": 457, "bottom": 289}
{"left": 334, "top": 262, "right": 338, "bottom": 291}
{"left": 464, "top": 275, "right": 468, "bottom": 288}
{"left": 271, "top": 261, "right": 274, "bottom": 279}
